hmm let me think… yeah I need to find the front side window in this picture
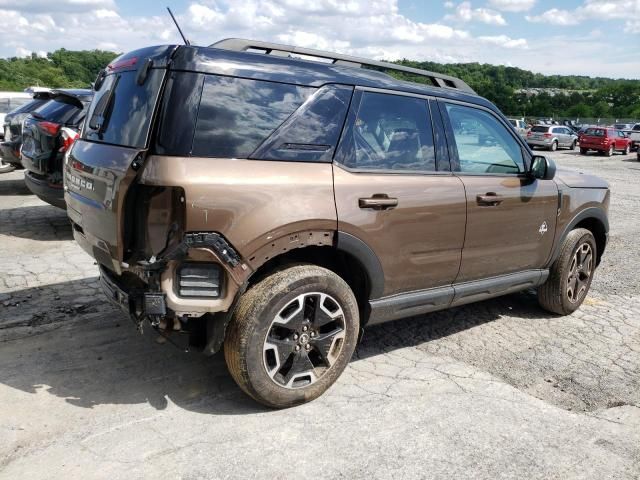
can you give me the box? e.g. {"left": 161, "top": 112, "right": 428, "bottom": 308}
{"left": 192, "top": 76, "right": 313, "bottom": 158}
{"left": 445, "top": 103, "right": 524, "bottom": 174}
{"left": 337, "top": 91, "right": 436, "bottom": 172}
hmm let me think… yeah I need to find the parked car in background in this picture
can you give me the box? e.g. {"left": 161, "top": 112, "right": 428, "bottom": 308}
{"left": 614, "top": 123, "right": 634, "bottom": 131}
{"left": 64, "top": 40, "right": 610, "bottom": 408}
{"left": 579, "top": 127, "right": 631, "bottom": 156}
{"left": 508, "top": 118, "right": 528, "bottom": 139}
{"left": 527, "top": 125, "right": 578, "bottom": 151}
{"left": 21, "top": 89, "right": 92, "bottom": 208}
{"left": 1, "top": 89, "right": 52, "bottom": 166}
{"left": 0, "top": 92, "right": 33, "bottom": 139}
{"left": 621, "top": 123, "right": 640, "bottom": 150}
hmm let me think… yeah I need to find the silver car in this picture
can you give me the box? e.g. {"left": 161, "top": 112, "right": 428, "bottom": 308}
{"left": 527, "top": 125, "right": 578, "bottom": 151}
{"left": 508, "top": 118, "right": 528, "bottom": 139}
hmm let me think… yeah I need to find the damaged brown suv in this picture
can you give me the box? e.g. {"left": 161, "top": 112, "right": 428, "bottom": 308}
{"left": 65, "top": 39, "right": 610, "bottom": 408}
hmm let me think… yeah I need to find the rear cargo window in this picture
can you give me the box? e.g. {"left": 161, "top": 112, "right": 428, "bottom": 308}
{"left": 32, "top": 98, "right": 81, "bottom": 124}
{"left": 192, "top": 76, "right": 313, "bottom": 158}
{"left": 8, "top": 98, "right": 48, "bottom": 116}
{"left": 83, "top": 69, "right": 164, "bottom": 149}
{"left": 584, "top": 128, "right": 605, "bottom": 136}
{"left": 531, "top": 126, "right": 549, "bottom": 133}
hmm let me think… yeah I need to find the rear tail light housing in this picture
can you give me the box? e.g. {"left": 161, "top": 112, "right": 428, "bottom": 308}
{"left": 59, "top": 127, "right": 79, "bottom": 153}
{"left": 543, "top": 133, "right": 553, "bottom": 138}
{"left": 37, "top": 121, "right": 60, "bottom": 136}
{"left": 177, "top": 263, "right": 221, "bottom": 298}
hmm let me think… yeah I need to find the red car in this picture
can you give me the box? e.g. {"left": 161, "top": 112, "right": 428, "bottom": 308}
{"left": 579, "top": 127, "right": 632, "bottom": 156}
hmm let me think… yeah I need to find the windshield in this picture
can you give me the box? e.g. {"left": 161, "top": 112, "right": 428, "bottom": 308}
{"left": 584, "top": 128, "right": 605, "bottom": 137}
{"left": 531, "top": 126, "right": 549, "bottom": 133}
{"left": 83, "top": 69, "right": 164, "bottom": 149}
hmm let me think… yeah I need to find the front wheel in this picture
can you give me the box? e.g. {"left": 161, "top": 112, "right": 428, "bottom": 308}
{"left": 580, "top": 147, "right": 588, "bottom": 155}
{"left": 224, "top": 265, "right": 360, "bottom": 408}
{"left": 538, "top": 228, "right": 597, "bottom": 315}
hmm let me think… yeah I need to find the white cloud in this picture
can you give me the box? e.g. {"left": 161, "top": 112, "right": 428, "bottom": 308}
{"left": 488, "top": 0, "right": 536, "bottom": 12}
{"left": 445, "top": 1, "right": 507, "bottom": 25}
{"left": 0, "top": 0, "right": 636, "bottom": 80}
{"left": 526, "top": 0, "right": 640, "bottom": 28}
{"left": 525, "top": 8, "right": 580, "bottom": 26}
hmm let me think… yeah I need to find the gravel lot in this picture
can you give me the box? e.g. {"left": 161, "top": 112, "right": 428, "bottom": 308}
{"left": 0, "top": 149, "right": 639, "bottom": 479}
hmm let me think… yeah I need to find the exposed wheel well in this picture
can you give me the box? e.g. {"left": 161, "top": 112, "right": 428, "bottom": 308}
{"left": 246, "top": 246, "right": 373, "bottom": 325}
{"left": 574, "top": 217, "right": 607, "bottom": 265}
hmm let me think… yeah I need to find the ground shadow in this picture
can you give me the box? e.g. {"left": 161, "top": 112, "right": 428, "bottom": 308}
{"left": 0, "top": 205, "right": 73, "bottom": 241}
{"left": 0, "top": 177, "right": 31, "bottom": 196}
{"left": 0, "top": 277, "right": 551, "bottom": 415}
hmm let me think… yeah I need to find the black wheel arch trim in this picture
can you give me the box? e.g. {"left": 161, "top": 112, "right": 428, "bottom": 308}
{"left": 546, "top": 207, "right": 609, "bottom": 268}
{"left": 335, "top": 231, "right": 385, "bottom": 299}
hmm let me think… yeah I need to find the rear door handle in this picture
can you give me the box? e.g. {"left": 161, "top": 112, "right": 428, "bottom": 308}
{"left": 359, "top": 194, "right": 398, "bottom": 210}
{"left": 476, "top": 192, "right": 504, "bottom": 206}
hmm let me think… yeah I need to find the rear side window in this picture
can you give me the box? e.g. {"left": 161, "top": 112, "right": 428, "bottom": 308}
{"left": 531, "top": 125, "right": 549, "bottom": 133}
{"left": 250, "top": 84, "right": 353, "bottom": 162}
{"left": 83, "top": 69, "right": 164, "bottom": 149}
{"left": 336, "top": 91, "right": 436, "bottom": 172}
{"left": 192, "top": 76, "right": 313, "bottom": 158}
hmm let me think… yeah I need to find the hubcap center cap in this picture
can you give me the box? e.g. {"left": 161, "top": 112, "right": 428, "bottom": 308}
{"left": 299, "top": 333, "right": 310, "bottom": 345}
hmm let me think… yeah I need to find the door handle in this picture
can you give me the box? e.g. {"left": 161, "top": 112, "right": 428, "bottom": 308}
{"left": 476, "top": 192, "right": 504, "bottom": 206}
{"left": 359, "top": 194, "right": 398, "bottom": 210}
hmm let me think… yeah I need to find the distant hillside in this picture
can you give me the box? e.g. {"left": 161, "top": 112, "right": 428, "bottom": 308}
{"left": 0, "top": 49, "right": 638, "bottom": 119}
{"left": 394, "top": 60, "right": 640, "bottom": 119}
{"left": 0, "top": 49, "right": 118, "bottom": 90}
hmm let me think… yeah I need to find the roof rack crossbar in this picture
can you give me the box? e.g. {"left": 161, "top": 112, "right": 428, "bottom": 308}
{"left": 210, "top": 38, "right": 475, "bottom": 94}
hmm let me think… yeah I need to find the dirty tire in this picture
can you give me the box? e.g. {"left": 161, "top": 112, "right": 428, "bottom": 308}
{"left": 538, "top": 228, "right": 597, "bottom": 315}
{"left": 224, "top": 265, "right": 359, "bottom": 408}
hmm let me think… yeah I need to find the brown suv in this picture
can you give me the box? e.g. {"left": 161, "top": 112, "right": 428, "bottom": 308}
{"left": 64, "top": 39, "right": 610, "bottom": 408}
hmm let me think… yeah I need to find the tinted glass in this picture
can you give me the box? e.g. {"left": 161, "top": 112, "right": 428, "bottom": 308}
{"left": 32, "top": 98, "right": 81, "bottom": 124}
{"left": 155, "top": 72, "right": 205, "bottom": 156}
{"left": 0, "top": 97, "right": 31, "bottom": 114}
{"left": 6, "top": 98, "right": 48, "bottom": 116}
{"left": 337, "top": 92, "right": 435, "bottom": 172}
{"left": 445, "top": 103, "right": 524, "bottom": 174}
{"left": 251, "top": 84, "right": 353, "bottom": 162}
{"left": 531, "top": 125, "right": 549, "bottom": 133}
{"left": 509, "top": 119, "right": 517, "bottom": 126}
{"left": 83, "top": 69, "right": 164, "bottom": 149}
{"left": 584, "top": 128, "right": 604, "bottom": 136}
{"left": 192, "top": 76, "right": 312, "bottom": 158}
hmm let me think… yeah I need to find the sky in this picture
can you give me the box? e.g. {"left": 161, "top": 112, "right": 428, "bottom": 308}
{"left": 0, "top": 0, "right": 638, "bottom": 79}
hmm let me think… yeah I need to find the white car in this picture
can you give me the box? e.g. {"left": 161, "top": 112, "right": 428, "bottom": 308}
{"left": 0, "top": 91, "right": 33, "bottom": 140}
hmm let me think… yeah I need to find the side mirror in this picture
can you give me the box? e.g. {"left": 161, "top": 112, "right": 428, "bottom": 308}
{"left": 530, "top": 155, "right": 556, "bottom": 180}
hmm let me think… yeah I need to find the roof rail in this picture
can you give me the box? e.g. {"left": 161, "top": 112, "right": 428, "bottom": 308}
{"left": 210, "top": 38, "right": 475, "bottom": 94}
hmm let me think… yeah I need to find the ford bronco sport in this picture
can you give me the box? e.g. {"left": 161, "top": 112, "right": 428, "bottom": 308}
{"left": 65, "top": 39, "right": 610, "bottom": 408}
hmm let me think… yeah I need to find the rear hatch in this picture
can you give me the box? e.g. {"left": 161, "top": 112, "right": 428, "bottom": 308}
{"left": 21, "top": 92, "right": 86, "bottom": 177}
{"left": 528, "top": 125, "right": 550, "bottom": 141}
{"left": 64, "top": 46, "right": 174, "bottom": 272}
{"left": 580, "top": 128, "right": 606, "bottom": 147}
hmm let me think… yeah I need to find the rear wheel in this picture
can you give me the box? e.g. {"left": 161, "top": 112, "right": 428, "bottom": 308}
{"left": 623, "top": 144, "right": 630, "bottom": 155}
{"left": 224, "top": 265, "right": 359, "bottom": 408}
{"left": 606, "top": 145, "right": 614, "bottom": 157}
{"left": 580, "top": 147, "right": 588, "bottom": 155}
{"left": 570, "top": 140, "right": 577, "bottom": 150}
{"left": 549, "top": 141, "right": 558, "bottom": 151}
{"left": 538, "top": 228, "right": 596, "bottom": 315}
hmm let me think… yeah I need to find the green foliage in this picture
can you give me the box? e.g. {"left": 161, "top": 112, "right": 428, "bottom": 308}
{"left": 393, "top": 60, "right": 640, "bottom": 119}
{"left": 0, "top": 49, "right": 118, "bottom": 91}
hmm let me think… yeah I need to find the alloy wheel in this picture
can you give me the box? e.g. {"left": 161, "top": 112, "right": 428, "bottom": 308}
{"left": 566, "top": 243, "right": 593, "bottom": 304}
{"left": 263, "top": 292, "right": 346, "bottom": 389}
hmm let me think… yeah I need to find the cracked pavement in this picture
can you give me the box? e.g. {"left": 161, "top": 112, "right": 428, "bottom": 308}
{"left": 1, "top": 150, "right": 639, "bottom": 479}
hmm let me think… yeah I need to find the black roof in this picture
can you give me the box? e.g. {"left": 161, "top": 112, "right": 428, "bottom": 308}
{"left": 109, "top": 44, "right": 496, "bottom": 113}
